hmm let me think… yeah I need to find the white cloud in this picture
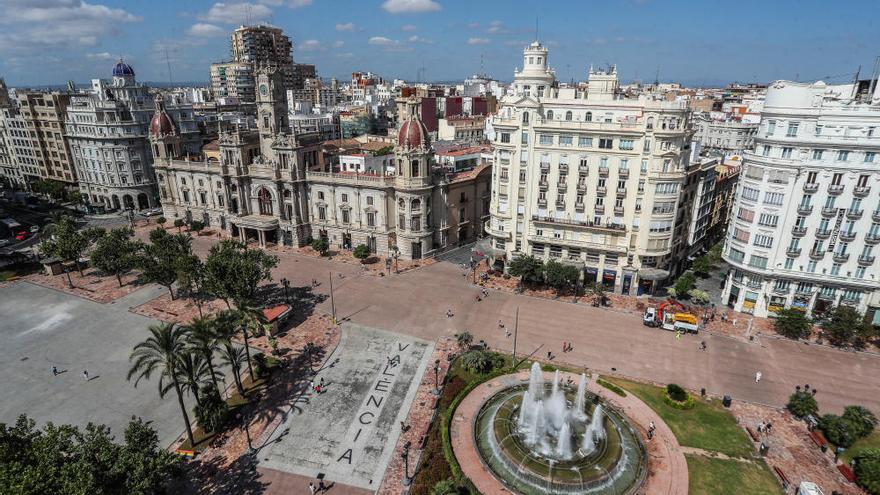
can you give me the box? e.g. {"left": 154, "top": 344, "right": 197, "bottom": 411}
{"left": 0, "top": 0, "right": 141, "bottom": 56}
{"left": 87, "top": 52, "right": 116, "bottom": 61}
{"left": 381, "top": 0, "right": 441, "bottom": 14}
{"left": 487, "top": 20, "right": 509, "bottom": 34}
{"left": 335, "top": 52, "right": 354, "bottom": 59}
{"left": 335, "top": 22, "right": 355, "bottom": 31}
{"left": 188, "top": 23, "right": 226, "bottom": 37}
{"left": 299, "top": 39, "right": 324, "bottom": 51}
{"left": 288, "top": 0, "right": 313, "bottom": 7}
{"left": 401, "top": 24, "right": 417, "bottom": 31}
{"left": 200, "top": 2, "right": 273, "bottom": 24}
{"left": 504, "top": 39, "right": 529, "bottom": 47}
{"left": 467, "top": 37, "right": 490, "bottom": 45}
{"left": 408, "top": 35, "right": 431, "bottom": 44}
{"left": 368, "top": 36, "right": 400, "bottom": 46}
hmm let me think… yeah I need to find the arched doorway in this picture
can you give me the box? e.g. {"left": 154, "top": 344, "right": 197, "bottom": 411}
{"left": 257, "top": 187, "right": 273, "bottom": 216}
{"left": 112, "top": 195, "right": 121, "bottom": 210}
{"left": 137, "top": 193, "right": 149, "bottom": 210}
{"left": 123, "top": 194, "right": 134, "bottom": 210}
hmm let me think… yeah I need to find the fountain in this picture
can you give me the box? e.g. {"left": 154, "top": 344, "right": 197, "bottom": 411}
{"left": 473, "top": 362, "right": 647, "bottom": 494}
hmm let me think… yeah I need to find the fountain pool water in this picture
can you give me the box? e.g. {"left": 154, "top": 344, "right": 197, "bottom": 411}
{"left": 474, "top": 363, "right": 647, "bottom": 494}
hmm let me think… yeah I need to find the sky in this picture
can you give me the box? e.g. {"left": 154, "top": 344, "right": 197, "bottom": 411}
{"left": 0, "top": 0, "right": 878, "bottom": 88}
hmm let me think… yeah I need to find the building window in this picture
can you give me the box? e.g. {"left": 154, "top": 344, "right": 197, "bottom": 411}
{"left": 522, "top": 112, "right": 529, "bottom": 125}
{"left": 539, "top": 134, "right": 553, "bottom": 145}
{"left": 341, "top": 193, "right": 348, "bottom": 203}
{"left": 598, "top": 138, "right": 613, "bottom": 149}
{"left": 781, "top": 147, "right": 793, "bottom": 159}
{"left": 812, "top": 149, "right": 824, "bottom": 160}
{"left": 366, "top": 212, "right": 375, "bottom": 227}
{"left": 767, "top": 120, "right": 776, "bottom": 134}
{"left": 619, "top": 139, "right": 634, "bottom": 150}
{"left": 784, "top": 258, "right": 794, "bottom": 270}
{"left": 258, "top": 188, "right": 273, "bottom": 215}
{"left": 748, "top": 255, "right": 768, "bottom": 269}
{"left": 366, "top": 196, "right": 374, "bottom": 206}
{"left": 753, "top": 234, "right": 773, "bottom": 248}
{"left": 763, "top": 192, "right": 784, "bottom": 206}
{"left": 411, "top": 216, "right": 420, "bottom": 231}
{"left": 786, "top": 122, "right": 799, "bottom": 137}
{"left": 565, "top": 111, "right": 572, "bottom": 121}
{"left": 318, "top": 191, "right": 325, "bottom": 200}
{"left": 559, "top": 135, "right": 573, "bottom": 146}
{"left": 838, "top": 150, "right": 850, "bottom": 161}
{"left": 500, "top": 132, "right": 510, "bottom": 143}
{"left": 865, "top": 152, "right": 876, "bottom": 163}
{"left": 546, "top": 110, "right": 554, "bottom": 120}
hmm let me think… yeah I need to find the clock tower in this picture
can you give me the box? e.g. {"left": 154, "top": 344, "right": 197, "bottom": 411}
{"left": 255, "top": 65, "right": 288, "bottom": 160}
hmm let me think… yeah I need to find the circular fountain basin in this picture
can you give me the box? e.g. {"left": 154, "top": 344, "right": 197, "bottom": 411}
{"left": 474, "top": 383, "right": 647, "bottom": 494}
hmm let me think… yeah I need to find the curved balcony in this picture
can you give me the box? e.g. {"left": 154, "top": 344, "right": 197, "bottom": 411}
{"left": 858, "top": 255, "right": 875, "bottom": 266}
{"left": 797, "top": 205, "right": 814, "bottom": 215}
{"left": 618, "top": 168, "right": 630, "bottom": 178}
{"left": 802, "top": 183, "right": 819, "bottom": 193}
{"left": 874, "top": 210, "right": 880, "bottom": 222}
{"left": 598, "top": 167, "right": 609, "bottom": 176}
{"left": 538, "top": 180, "right": 549, "bottom": 190}
{"left": 791, "top": 226, "right": 807, "bottom": 237}
{"left": 827, "top": 184, "right": 845, "bottom": 195}
{"left": 815, "top": 229, "right": 831, "bottom": 239}
{"left": 616, "top": 187, "right": 628, "bottom": 196}
{"left": 865, "top": 233, "right": 880, "bottom": 245}
{"left": 846, "top": 209, "right": 863, "bottom": 220}
{"left": 821, "top": 207, "right": 838, "bottom": 217}
{"left": 854, "top": 186, "right": 871, "bottom": 197}
{"left": 839, "top": 231, "right": 856, "bottom": 242}
{"left": 596, "top": 186, "right": 607, "bottom": 195}
{"left": 832, "top": 253, "right": 850, "bottom": 263}
{"left": 557, "top": 183, "right": 568, "bottom": 193}
{"left": 809, "top": 250, "right": 825, "bottom": 260}
{"left": 786, "top": 247, "right": 802, "bottom": 257}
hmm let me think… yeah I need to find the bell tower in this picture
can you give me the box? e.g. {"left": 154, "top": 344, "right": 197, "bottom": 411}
{"left": 149, "top": 94, "right": 181, "bottom": 162}
{"left": 255, "top": 65, "right": 288, "bottom": 160}
{"left": 394, "top": 97, "right": 432, "bottom": 189}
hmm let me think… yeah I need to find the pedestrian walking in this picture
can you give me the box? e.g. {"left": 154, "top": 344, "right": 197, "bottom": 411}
{"left": 498, "top": 319, "right": 505, "bottom": 329}
{"left": 82, "top": 370, "right": 89, "bottom": 381}
{"left": 318, "top": 479, "right": 327, "bottom": 492}
{"left": 505, "top": 329, "right": 511, "bottom": 338}
{"left": 765, "top": 422, "right": 773, "bottom": 434}
{"left": 547, "top": 351, "right": 553, "bottom": 360}
{"left": 755, "top": 371, "right": 762, "bottom": 383}
{"left": 700, "top": 341, "right": 707, "bottom": 351}
{"left": 51, "top": 366, "right": 58, "bottom": 376}
{"left": 447, "top": 308, "right": 453, "bottom": 318}
{"left": 309, "top": 482, "right": 317, "bottom": 495}
{"left": 319, "top": 377, "right": 324, "bottom": 387}
{"left": 562, "top": 342, "right": 567, "bottom": 353}
{"left": 757, "top": 421, "right": 765, "bottom": 433}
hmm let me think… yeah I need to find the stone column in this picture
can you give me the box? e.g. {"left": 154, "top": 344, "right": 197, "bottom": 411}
{"left": 258, "top": 230, "right": 266, "bottom": 248}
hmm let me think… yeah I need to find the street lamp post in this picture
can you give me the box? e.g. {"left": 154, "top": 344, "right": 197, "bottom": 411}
{"left": 401, "top": 441, "right": 412, "bottom": 486}
{"left": 432, "top": 359, "right": 441, "bottom": 396}
{"left": 281, "top": 277, "right": 290, "bottom": 304}
{"left": 329, "top": 271, "right": 337, "bottom": 325}
{"left": 512, "top": 306, "right": 519, "bottom": 367}
{"left": 238, "top": 412, "right": 254, "bottom": 454}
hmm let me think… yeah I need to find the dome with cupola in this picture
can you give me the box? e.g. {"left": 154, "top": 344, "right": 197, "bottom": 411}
{"left": 112, "top": 58, "right": 135, "bottom": 77}
{"left": 149, "top": 95, "right": 177, "bottom": 138}
{"left": 397, "top": 97, "right": 430, "bottom": 150}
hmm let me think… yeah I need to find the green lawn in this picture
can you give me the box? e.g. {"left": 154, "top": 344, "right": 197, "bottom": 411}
{"left": 686, "top": 454, "right": 783, "bottom": 495}
{"left": 605, "top": 377, "right": 754, "bottom": 459}
{"left": 841, "top": 429, "right": 880, "bottom": 465}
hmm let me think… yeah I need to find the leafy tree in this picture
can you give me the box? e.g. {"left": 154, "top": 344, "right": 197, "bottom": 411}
{"left": 455, "top": 330, "right": 474, "bottom": 351}
{"left": 431, "top": 479, "right": 461, "bottom": 495}
{"left": 773, "top": 308, "right": 813, "bottom": 340}
{"left": 666, "top": 383, "right": 688, "bottom": 402}
{"left": 786, "top": 390, "right": 818, "bottom": 418}
{"left": 507, "top": 255, "right": 544, "bottom": 285}
{"left": 136, "top": 228, "right": 192, "bottom": 300}
{"left": 175, "top": 253, "right": 208, "bottom": 316}
{"left": 172, "top": 350, "right": 212, "bottom": 408}
{"left": 252, "top": 352, "right": 269, "bottom": 379}
{"left": 589, "top": 283, "right": 608, "bottom": 306}
{"left": 854, "top": 448, "right": 880, "bottom": 494}
{"left": 184, "top": 316, "right": 221, "bottom": 394}
{"left": 311, "top": 237, "right": 329, "bottom": 256}
{"left": 707, "top": 243, "right": 723, "bottom": 265}
{"left": 819, "top": 414, "right": 855, "bottom": 447}
{"left": 353, "top": 244, "right": 370, "bottom": 262}
{"left": 692, "top": 255, "right": 712, "bottom": 277}
{"left": 127, "top": 323, "right": 195, "bottom": 449}
{"left": 173, "top": 219, "right": 185, "bottom": 233}
{"left": 234, "top": 303, "right": 268, "bottom": 382}
{"left": 461, "top": 350, "right": 504, "bottom": 374}
{"left": 688, "top": 289, "right": 711, "bottom": 305}
{"left": 193, "top": 384, "right": 228, "bottom": 434}
{"left": 31, "top": 179, "right": 66, "bottom": 202}
{"left": 188, "top": 220, "right": 205, "bottom": 235}
{"left": 820, "top": 306, "right": 876, "bottom": 349}
{"left": 156, "top": 216, "right": 166, "bottom": 226}
{"left": 672, "top": 272, "right": 696, "bottom": 300}
{"left": 843, "top": 405, "right": 878, "bottom": 439}
{"left": 40, "top": 215, "right": 88, "bottom": 286}
{"left": 90, "top": 227, "right": 141, "bottom": 287}
{"left": 203, "top": 239, "right": 278, "bottom": 309}
{"left": 0, "top": 414, "right": 178, "bottom": 495}
{"left": 544, "top": 260, "right": 580, "bottom": 295}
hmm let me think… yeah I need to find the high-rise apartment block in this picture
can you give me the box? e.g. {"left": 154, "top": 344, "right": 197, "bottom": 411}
{"left": 484, "top": 42, "right": 692, "bottom": 295}
{"left": 722, "top": 79, "right": 880, "bottom": 319}
{"left": 14, "top": 91, "right": 75, "bottom": 184}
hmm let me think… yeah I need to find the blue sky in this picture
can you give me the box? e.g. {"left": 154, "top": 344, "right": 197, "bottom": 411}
{"left": 1, "top": 0, "right": 877, "bottom": 87}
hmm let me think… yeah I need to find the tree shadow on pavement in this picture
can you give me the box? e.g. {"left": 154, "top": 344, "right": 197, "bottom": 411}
{"left": 256, "top": 283, "right": 328, "bottom": 330}
{"left": 179, "top": 452, "right": 269, "bottom": 495}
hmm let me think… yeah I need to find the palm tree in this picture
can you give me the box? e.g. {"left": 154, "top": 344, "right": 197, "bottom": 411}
{"left": 234, "top": 303, "right": 267, "bottom": 382}
{"left": 218, "top": 342, "right": 247, "bottom": 396}
{"left": 127, "top": 322, "right": 195, "bottom": 447}
{"left": 171, "top": 351, "right": 212, "bottom": 408}
{"left": 185, "top": 316, "right": 221, "bottom": 394}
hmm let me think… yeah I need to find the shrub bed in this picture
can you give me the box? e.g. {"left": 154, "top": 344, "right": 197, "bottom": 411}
{"left": 597, "top": 378, "right": 627, "bottom": 397}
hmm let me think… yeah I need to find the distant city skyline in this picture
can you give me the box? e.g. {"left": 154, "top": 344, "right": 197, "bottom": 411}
{"left": 1, "top": 0, "right": 878, "bottom": 88}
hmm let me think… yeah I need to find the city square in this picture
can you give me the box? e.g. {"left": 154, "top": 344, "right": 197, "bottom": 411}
{"left": 1, "top": 1, "right": 879, "bottom": 494}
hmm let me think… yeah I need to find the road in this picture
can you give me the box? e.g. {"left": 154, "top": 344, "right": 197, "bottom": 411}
{"left": 178, "top": 233, "right": 880, "bottom": 415}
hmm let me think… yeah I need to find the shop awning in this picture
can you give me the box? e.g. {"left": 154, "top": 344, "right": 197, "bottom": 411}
{"left": 638, "top": 268, "right": 670, "bottom": 281}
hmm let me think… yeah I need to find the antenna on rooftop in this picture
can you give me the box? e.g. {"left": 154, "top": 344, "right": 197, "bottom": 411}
{"left": 165, "top": 48, "right": 174, "bottom": 86}
{"left": 654, "top": 66, "right": 660, "bottom": 86}
{"left": 535, "top": 17, "right": 539, "bottom": 42}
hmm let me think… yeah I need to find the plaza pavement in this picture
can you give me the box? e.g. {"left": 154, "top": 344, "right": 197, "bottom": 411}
{"left": 178, "top": 233, "right": 880, "bottom": 415}
{"left": 0, "top": 281, "right": 194, "bottom": 447}
{"left": 259, "top": 323, "right": 433, "bottom": 491}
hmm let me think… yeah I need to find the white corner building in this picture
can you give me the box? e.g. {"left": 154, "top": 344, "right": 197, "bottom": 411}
{"left": 485, "top": 42, "right": 692, "bottom": 295}
{"left": 721, "top": 79, "right": 880, "bottom": 319}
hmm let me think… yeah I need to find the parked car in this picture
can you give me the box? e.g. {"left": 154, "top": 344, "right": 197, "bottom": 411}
{"left": 29, "top": 225, "right": 40, "bottom": 233}
{"left": 0, "top": 239, "right": 10, "bottom": 248}
{"left": 14, "top": 231, "right": 30, "bottom": 241}
{"left": 143, "top": 208, "right": 162, "bottom": 217}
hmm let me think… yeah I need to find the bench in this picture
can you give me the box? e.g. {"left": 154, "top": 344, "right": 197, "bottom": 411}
{"left": 772, "top": 465, "right": 791, "bottom": 489}
{"left": 809, "top": 431, "right": 827, "bottom": 448}
{"left": 746, "top": 426, "right": 760, "bottom": 442}
{"left": 837, "top": 463, "right": 856, "bottom": 483}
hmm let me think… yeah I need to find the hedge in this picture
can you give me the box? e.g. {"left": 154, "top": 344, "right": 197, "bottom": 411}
{"left": 597, "top": 378, "right": 627, "bottom": 397}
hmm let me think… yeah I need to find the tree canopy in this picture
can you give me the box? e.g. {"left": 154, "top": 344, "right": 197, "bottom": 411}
{"left": 543, "top": 260, "right": 579, "bottom": 294}
{"left": 773, "top": 308, "right": 813, "bottom": 340}
{"left": 40, "top": 215, "right": 89, "bottom": 285}
{"left": 90, "top": 227, "right": 141, "bottom": 287}
{"left": 854, "top": 448, "right": 880, "bottom": 494}
{"left": 507, "top": 255, "right": 544, "bottom": 285}
{"left": 136, "top": 228, "right": 192, "bottom": 299}
{"left": 820, "top": 306, "right": 877, "bottom": 349}
{"left": 204, "top": 239, "right": 278, "bottom": 308}
{"left": 0, "top": 414, "right": 178, "bottom": 495}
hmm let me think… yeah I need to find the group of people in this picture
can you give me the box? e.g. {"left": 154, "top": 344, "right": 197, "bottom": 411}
{"left": 310, "top": 377, "right": 325, "bottom": 394}
{"left": 308, "top": 479, "right": 330, "bottom": 494}
{"left": 51, "top": 366, "right": 90, "bottom": 381}
{"left": 757, "top": 420, "right": 774, "bottom": 434}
